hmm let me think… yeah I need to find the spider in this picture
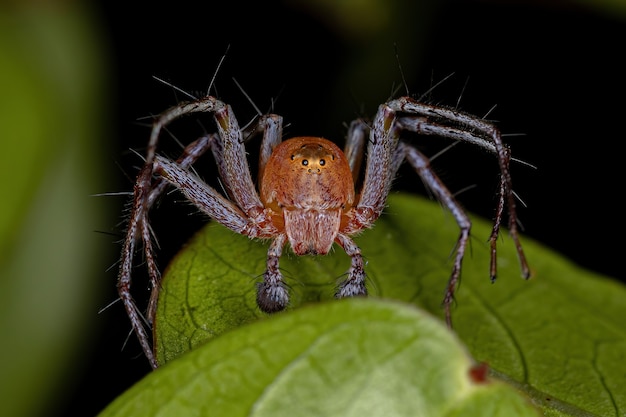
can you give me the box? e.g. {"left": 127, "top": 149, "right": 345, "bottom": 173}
{"left": 117, "top": 93, "right": 530, "bottom": 369}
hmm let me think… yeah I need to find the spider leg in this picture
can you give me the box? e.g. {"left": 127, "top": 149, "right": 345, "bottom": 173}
{"left": 146, "top": 134, "right": 218, "bottom": 209}
{"left": 489, "top": 176, "right": 506, "bottom": 282}
{"left": 207, "top": 105, "right": 265, "bottom": 217}
{"left": 153, "top": 156, "right": 267, "bottom": 235}
{"left": 343, "top": 119, "right": 368, "bottom": 183}
{"left": 334, "top": 233, "right": 367, "bottom": 299}
{"left": 257, "top": 114, "right": 283, "bottom": 182}
{"left": 342, "top": 103, "right": 401, "bottom": 237}
{"left": 145, "top": 134, "right": 217, "bottom": 321}
{"left": 117, "top": 164, "right": 156, "bottom": 368}
{"left": 157, "top": 132, "right": 291, "bottom": 313}
{"left": 398, "top": 142, "right": 472, "bottom": 328}
{"left": 256, "top": 234, "right": 289, "bottom": 312}
{"left": 118, "top": 96, "right": 258, "bottom": 368}
{"left": 143, "top": 96, "right": 227, "bottom": 165}
{"left": 154, "top": 156, "right": 287, "bottom": 311}
{"left": 237, "top": 111, "right": 327, "bottom": 313}
{"left": 349, "top": 97, "right": 528, "bottom": 328}
{"left": 387, "top": 97, "right": 529, "bottom": 280}
{"left": 117, "top": 134, "right": 217, "bottom": 369}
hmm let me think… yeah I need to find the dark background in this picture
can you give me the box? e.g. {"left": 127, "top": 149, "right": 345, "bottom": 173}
{"left": 54, "top": 0, "right": 626, "bottom": 415}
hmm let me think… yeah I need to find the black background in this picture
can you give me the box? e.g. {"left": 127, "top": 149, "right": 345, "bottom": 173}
{"left": 54, "top": 1, "right": 625, "bottom": 415}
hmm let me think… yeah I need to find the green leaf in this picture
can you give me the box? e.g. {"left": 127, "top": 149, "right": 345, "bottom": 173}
{"left": 0, "top": 7, "right": 112, "bottom": 417}
{"left": 101, "top": 298, "right": 540, "bottom": 417}
{"left": 103, "top": 193, "right": 626, "bottom": 416}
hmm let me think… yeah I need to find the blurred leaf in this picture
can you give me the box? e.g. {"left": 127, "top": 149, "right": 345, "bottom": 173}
{"left": 101, "top": 299, "right": 540, "bottom": 417}
{"left": 0, "top": 6, "right": 111, "bottom": 417}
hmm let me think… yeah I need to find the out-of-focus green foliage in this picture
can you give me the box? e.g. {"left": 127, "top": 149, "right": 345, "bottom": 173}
{"left": 0, "top": 5, "right": 112, "bottom": 417}
{"left": 101, "top": 299, "right": 541, "bottom": 417}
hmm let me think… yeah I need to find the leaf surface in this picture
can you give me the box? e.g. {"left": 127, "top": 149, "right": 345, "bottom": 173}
{"left": 104, "top": 193, "right": 626, "bottom": 416}
{"left": 103, "top": 298, "right": 540, "bottom": 417}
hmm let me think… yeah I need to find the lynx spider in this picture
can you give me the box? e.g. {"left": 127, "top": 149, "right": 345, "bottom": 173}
{"left": 117, "top": 92, "right": 530, "bottom": 369}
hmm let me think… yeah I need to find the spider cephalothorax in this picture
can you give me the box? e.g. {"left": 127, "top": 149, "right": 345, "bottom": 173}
{"left": 117, "top": 94, "right": 529, "bottom": 369}
{"left": 260, "top": 137, "right": 355, "bottom": 256}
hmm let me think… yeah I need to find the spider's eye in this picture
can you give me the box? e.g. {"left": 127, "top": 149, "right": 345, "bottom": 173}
{"left": 302, "top": 159, "right": 309, "bottom": 166}
{"left": 290, "top": 155, "right": 295, "bottom": 160}
{"left": 319, "top": 159, "right": 325, "bottom": 166}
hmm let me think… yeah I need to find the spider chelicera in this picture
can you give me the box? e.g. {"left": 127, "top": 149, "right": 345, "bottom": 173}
{"left": 117, "top": 93, "right": 530, "bottom": 369}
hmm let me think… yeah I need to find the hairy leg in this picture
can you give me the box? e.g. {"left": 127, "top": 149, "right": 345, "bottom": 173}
{"left": 399, "top": 142, "right": 471, "bottom": 327}
{"left": 334, "top": 233, "right": 367, "bottom": 299}
{"left": 256, "top": 234, "right": 289, "bottom": 313}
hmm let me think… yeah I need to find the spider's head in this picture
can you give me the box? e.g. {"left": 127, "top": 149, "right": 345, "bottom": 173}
{"left": 289, "top": 142, "right": 334, "bottom": 175}
{"left": 260, "top": 137, "right": 355, "bottom": 212}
